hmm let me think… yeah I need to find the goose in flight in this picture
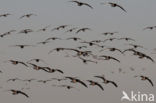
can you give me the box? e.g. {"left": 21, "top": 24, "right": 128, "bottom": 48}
{"left": 42, "top": 67, "right": 64, "bottom": 74}
{"left": 45, "top": 37, "right": 62, "bottom": 41}
{"left": 18, "top": 29, "right": 33, "bottom": 34}
{"left": 66, "top": 37, "right": 82, "bottom": 41}
{"left": 77, "top": 46, "right": 87, "bottom": 49}
{"left": 69, "top": 1, "right": 93, "bottom": 9}
{"left": 99, "top": 55, "right": 120, "bottom": 63}
{"left": 100, "top": 47, "right": 123, "bottom": 54}
{"left": 0, "top": 30, "right": 16, "bottom": 38}
{"left": 103, "top": 38, "right": 118, "bottom": 42}
{"left": 143, "top": 26, "right": 156, "bottom": 30}
{"left": 28, "top": 63, "right": 45, "bottom": 71}
{"left": 52, "top": 84, "right": 79, "bottom": 90}
{"left": 102, "top": 32, "right": 118, "bottom": 36}
{"left": 37, "top": 80, "right": 52, "bottom": 84}
{"left": 20, "top": 13, "right": 37, "bottom": 19}
{"left": 125, "top": 43, "right": 144, "bottom": 49}
{"left": 118, "top": 37, "right": 135, "bottom": 42}
{"left": 94, "top": 75, "right": 118, "bottom": 87}
{"left": 87, "top": 80, "right": 104, "bottom": 91}
{"left": 77, "top": 56, "right": 97, "bottom": 64}
{"left": 76, "top": 28, "right": 91, "bottom": 34}
{"left": 6, "top": 60, "right": 28, "bottom": 67}
{"left": 65, "top": 77, "right": 88, "bottom": 88}
{"left": 51, "top": 25, "right": 68, "bottom": 31}
{"left": 27, "top": 59, "right": 47, "bottom": 64}
{"left": 0, "top": 13, "right": 11, "bottom": 17}
{"left": 101, "top": 2, "right": 127, "bottom": 12}
{"left": 37, "top": 25, "right": 51, "bottom": 32}
{"left": 7, "top": 78, "right": 21, "bottom": 82}
{"left": 10, "top": 45, "right": 35, "bottom": 49}
{"left": 65, "top": 27, "right": 77, "bottom": 33}
{"left": 7, "top": 89, "right": 29, "bottom": 98}
{"left": 135, "top": 75, "right": 154, "bottom": 87}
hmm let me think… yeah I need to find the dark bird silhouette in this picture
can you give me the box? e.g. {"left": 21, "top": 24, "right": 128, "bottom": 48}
{"left": 94, "top": 75, "right": 118, "bottom": 87}
{"left": 8, "top": 89, "right": 29, "bottom": 98}
{"left": 52, "top": 84, "right": 79, "bottom": 90}
{"left": 22, "top": 79, "right": 36, "bottom": 83}
{"left": 0, "top": 13, "right": 11, "bottom": 17}
{"left": 77, "top": 56, "right": 97, "bottom": 64}
{"left": 20, "top": 13, "right": 37, "bottom": 19}
{"left": 27, "top": 59, "right": 47, "bottom": 64}
{"left": 37, "top": 25, "right": 51, "bottom": 32}
{"left": 37, "top": 41, "right": 50, "bottom": 45}
{"left": 99, "top": 55, "right": 120, "bottom": 63}
{"left": 118, "top": 37, "right": 135, "bottom": 41}
{"left": 143, "top": 26, "right": 156, "bottom": 30}
{"left": 100, "top": 47, "right": 123, "bottom": 54}
{"left": 10, "top": 45, "right": 35, "bottom": 49}
{"left": 101, "top": 2, "right": 127, "bottom": 12}
{"left": 0, "top": 30, "right": 16, "bottom": 38}
{"left": 45, "top": 37, "right": 62, "bottom": 41}
{"left": 37, "top": 79, "right": 52, "bottom": 84}
{"left": 28, "top": 63, "right": 44, "bottom": 70}
{"left": 65, "top": 77, "right": 88, "bottom": 88}
{"left": 126, "top": 43, "right": 144, "bottom": 49}
{"left": 135, "top": 75, "right": 154, "bottom": 87}
{"left": 80, "top": 41, "right": 100, "bottom": 47}
{"left": 7, "top": 78, "right": 21, "bottom": 82}
{"left": 123, "top": 49, "right": 155, "bottom": 62}
{"left": 51, "top": 25, "right": 68, "bottom": 31}
{"left": 65, "top": 27, "right": 77, "bottom": 33}
{"left": 103, "top": 38, "right": 117, "bottom": 42}
{"left": 102, "top": 32, "right": 118, "bottom": 36}
{"left": 42, "top": 67, "right": 64, "bottom": 74}
{"left": 76, "top": 28, "right": 91, "bottom": 34}
{"left": 69, "top": 1, "right": 93, "bottom": 9}
{"left": 66, "top": 37, "right": 82, "bottom": 41}
{"left": 87, "top": 80, "right": 104, "bottom": 91}
{"left": 18, "top": 29, "right": 33, "bottom": 34}
{"left": 77, "top": 46, "right": 87, "bottom": 49}
{"left": 6, "top": 60, "right": 28, "bottom": 67}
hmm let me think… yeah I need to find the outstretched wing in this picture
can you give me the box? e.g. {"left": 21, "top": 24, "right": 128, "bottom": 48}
{"left": 18, "top": 62, "right": 28, "bottom": 67}
{"left": 83, "top": 3, "right": 93, "bottom": 9}
{"left": 110, "top": 57, "right": 120, "bottom": 63}
{"left": 77, "top": 79, "right": 88, "bottom": 88}
{"left": 56, "top": 69, "right": 64, "bottom": 74}
{"left": 109, "top": 81, "right": 118, "bottom": 87}
{"left": 18, "top": 91, "right": 29, "bottom": 98}
{"left": 116, "top": 4, "right": 127, "bottom": 12}
{"left": 96, "top": 83, "right": 104, "bottom": 91}
{"left": 146, "top": 78, "right": 154, "bottom": 87}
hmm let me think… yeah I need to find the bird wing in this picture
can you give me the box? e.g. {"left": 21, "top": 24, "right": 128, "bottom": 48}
{"left": 56, "top": 69, "right": 64, "bottom": 74}
{"left": 96, "top": 83, "right": 104, "bottom": 91}
{"left": 18, "top": 62, "right": 28, "bottom": 67}
{"left": 18, "top": 91, "right": 29, "bottom": 98}
{"left": 145, "top": 55, "right": 155, "bottom": 63}
{"left": 77, "top": 79, "right": 88, "bottom": 88}
{"left": 83, "top": 3, "right": 93, "bottom": 9}
{"left": 109, "top": 81, "right": 118, "bottom": 87}
{"left": 146, "top": 78, "right": 154, "bottom": 87}
{"left": 116, "top": 4, "right": 127, "bottom": 12}
{"left": 94, "top": 76, "right": 105, "bottom": 81}
{"left": 110, "top": 57, "right": 120, "bottom": 63}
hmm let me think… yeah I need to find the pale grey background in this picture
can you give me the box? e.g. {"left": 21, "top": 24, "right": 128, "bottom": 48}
{"left": 0, "top": 0, "right": 156, "bottom": 103}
